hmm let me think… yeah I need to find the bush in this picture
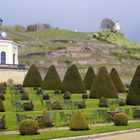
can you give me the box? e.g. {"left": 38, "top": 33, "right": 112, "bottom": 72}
{"left": 82, "top": 94, "right": 88, "bottom": 99}
{"left": 63, "top": 91, "right": 71, "bottom": 99}
{"left": 84, "top": 66, "right": 96, "bottom": 90}
{"left": 52, "top": 101, "right": 63, "bottom": 110}
{"left": 38, "top": 110, "right": 53, "bottom": 128}
{"left": 19, "top": 119, "right": 39, "bottom": 135}
{"left": 0, "top": 115, "right": 5, "bottom": 129}
{"left": 23, "top": 101, "right": 34, "bottom": 111}
{"left": 70, "top": 110, "right": 89, "bottom": 130}
{"left": 42, "top": 65, "right": 62, "bottom": 90}
{"left": 114, "top": 113, "right": 128, "bottom": 126}
{"left": 0, "top": 94, "right": 5, "bottom": 100}
{"left": 0, "top": 99, "right": 5, "bottom": 112}
{"left": 126, "top": 65, "right": 140, "bottom": 105}
{"left": 42, "top": 93, "right": 50, "bottom": 100}
{"left": 99, "top": 96, "right": 108, "bottom": 107}
{"left": 119, "top": 99, "right": 126, "bottom": 106}
{"left": 77, "top": 101, "right": 86, "bottom": 109}
{"left": 90, "top": 67, "right": 118, "bottom": 98}
{"left": 2, "top": 86, "right": 6, "bottom": 94}
{"left": 62, "top": 65, "right": 86, "bottom": 93}
{"left": 36, "top": 88, "right": 43, "bottom": 95}
{"left": 20, "top": 92, "right": 29, "bottom": 100}
{"left": 23, "top": 64, "right": 42, "bottom": 87}
{"left": 110, "top": 68, "right": 125, "bottom": 93}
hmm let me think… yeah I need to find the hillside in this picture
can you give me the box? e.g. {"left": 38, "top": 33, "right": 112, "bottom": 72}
{"left": 7, "top": 28, "right": 140, "bottom": 84}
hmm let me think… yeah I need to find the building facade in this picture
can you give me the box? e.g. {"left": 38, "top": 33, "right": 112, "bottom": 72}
{"left": 0, "top": 39, "right": 19, "bottom": 64}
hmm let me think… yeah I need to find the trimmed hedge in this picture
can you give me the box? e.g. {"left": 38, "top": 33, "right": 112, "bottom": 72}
{"left": 42, "top": 65, "right": 62, "bottom": 90}
{"left": 90, "top": 66, "right": 118, "bottom": 98}
{"left": 62, "top": 65, "right": 86, "bottom": 93}
{"left": 114, "top": 113, "right": 128, "bottom": 126}
{"left": 110, "top": 68, "right": 125, "bottom": 93}
{"left": 84, "top": 66, "right": 96, "bottom": 90}
{"left": 70, "top": 110, "right": 89, "bottom": 130}
{"left": 19, "top": 119, "right": 39, "bottom": 135}
{"left": 23, "top": 64, "right": 42, "bottom": 87}
{"left": 126, "top": 65, "right": 140, "bottom": 105}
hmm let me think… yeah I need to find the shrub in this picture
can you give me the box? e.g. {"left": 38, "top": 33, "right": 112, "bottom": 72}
{"left": 36, "top": 88, "right": 43, "bottom": 95}
{"left": 38, "top": 110, "right": 53, "bottom": 128}
{"left": 0, "top": 99, "right": 5, "bottom": 112}
{"left": 119, "top": 99, "right": 126, "bottom": 106}
{"left": 126, "top": 65, "right": 140, "bottom": 105}
{"left": 77, "top": 101, "right": 86, "bottom": 109}
{"left": 114, "top": 113, "right": 128, "bottom": 126}
{"left": 2, "top": 86, "right": 6, "bottom": 94}
{"left": 42, "top": 65, "right": 62, "bottom": 90}
{"left": 42, "top": 93, "right": 50, "bottom": 100}
{"left": 20, "top": 92, "right": 29, "bottom": 100}
{"left": 90, "top": 67, "right": 118, "bottom": 98}
{"left": 0, "top": 115, "right": 5, "bottom": 129}
{"left": 63, "top": 91, "right": 71, "bottom": 99}
{"left": 110, "top": 68, "right": 125, "bottom": 93}
{"left": 23, "top": 101, "right": 34, "bottom": 111}
{"left": 62, "top": 65, "right": 86, "bottom": 93}
{"left": 84, "top": 66, "right": 96, "bottom": 90}
{"left": 23, "top": 64, "right": 42, "bottom": 87}
{"left": 70, "top": 110, "right": 89, "bottom": 130}
{"left": 19, "top": 119, "right": 39, "bottom": 135}
{"left": 82, "top": 94, "right": 88, "bottom": 99}
{"left": 0, "top": 94, "right": 5, "bottom": 100}
{"left": 52, "top": 101, "right": 63, "bottom": 110}
{"left": 99, "top": 96, "right": 108, "bottom": 107}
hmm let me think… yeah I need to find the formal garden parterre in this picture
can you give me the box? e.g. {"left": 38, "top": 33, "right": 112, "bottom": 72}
{"left": 1, "top": 64, "right": 140, "bottom": 139}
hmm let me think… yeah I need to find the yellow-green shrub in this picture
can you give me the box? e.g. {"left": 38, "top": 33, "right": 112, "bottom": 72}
{"left": 114, "top": 113, "right": 128, "bottom": 126}
{"left": 19, "top": 119, "right": 39, "bottom": 135}
{"left": 70, "top": 110, "right": 89, "bottom": 130}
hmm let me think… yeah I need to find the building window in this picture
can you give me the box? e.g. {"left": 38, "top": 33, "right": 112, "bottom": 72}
{"left": 13, "top": 54, "right": 15, "bottom": 64}
{"left": 1, "top": 51, "right": 6, "bottom": 64}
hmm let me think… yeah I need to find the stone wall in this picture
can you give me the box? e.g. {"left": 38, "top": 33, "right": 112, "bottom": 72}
{"left": 0, "top": 69, "right": 28, "bottom": 84}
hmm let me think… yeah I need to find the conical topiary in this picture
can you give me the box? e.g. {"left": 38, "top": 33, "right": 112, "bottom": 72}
{"left": 62, "top": 65, "right": 86, "bottom": 93}
{"left": 126, "top": 65, "right": 140, "bottom": 105}
{"left": 23, "top": 64, "right": 42, "bottom": 87}
{"left": 70, "top": 110, "right": 89, "bottom": 130}
{"left": 90, "top": 66, "right": 118, "bottom": 98}
{"left": 84, "top": 66, "right": 96, "bottom": 90}
{"left": 110, "top": 68, "right": 125, "bottom": 93}
{"left": 42, "top": 65, "right": 62, "bottom": 90}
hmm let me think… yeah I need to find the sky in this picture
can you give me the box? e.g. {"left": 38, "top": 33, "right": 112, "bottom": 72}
{"left": 0, "top": 0, "right": 140, "bottom": 43}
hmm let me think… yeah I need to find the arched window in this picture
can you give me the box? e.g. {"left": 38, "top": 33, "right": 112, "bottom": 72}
{"left": 1, "top": 51, "right": 6, "bottom": 64}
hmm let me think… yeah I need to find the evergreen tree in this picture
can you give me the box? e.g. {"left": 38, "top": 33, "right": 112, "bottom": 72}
{"left": 84, "top": 66, "right": 96, "bottom": 90}
{"left": 90, "top": 66, "right": 118, "bottom": 98}
{"left": 110, "top": 68, "right": 125, "bottom": 93}
{"left": 42, "top": 65, "right": 62, "bottom": 90}
{"left": 126, "top": 65, "right": 140, "bottom": 105}
{"left": 62, "top": 65, "right": 86, "bottom": 93}
{"left": 23, "top": 64, "right": 42, "bottom": 87}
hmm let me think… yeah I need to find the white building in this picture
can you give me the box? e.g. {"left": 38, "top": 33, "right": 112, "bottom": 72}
{"left": 114, "top": 21, "right": 122, "bottom": 33}
{"left": 0, "top": 38, "right": 19, "bottom": 64}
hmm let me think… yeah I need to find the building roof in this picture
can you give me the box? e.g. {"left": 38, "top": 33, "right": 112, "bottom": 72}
{"left": 0, "top": 37, "right": 19, "bottom": 46}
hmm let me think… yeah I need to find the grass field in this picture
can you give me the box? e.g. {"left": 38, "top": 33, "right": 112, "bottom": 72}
{"left": 1, "top": 122, "right": 140, "bottom": 140}
{"left": 0, "top": 87, "right": 138, "bottom": 131}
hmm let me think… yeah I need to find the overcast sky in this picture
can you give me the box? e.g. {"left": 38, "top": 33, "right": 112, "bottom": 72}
{"left": 1, "top": 0, "right": 140, "bottom": 43}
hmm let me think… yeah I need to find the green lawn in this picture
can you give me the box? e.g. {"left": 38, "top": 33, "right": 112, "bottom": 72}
{"left": 1, "top": 122, "right": 140, "bottom": 140}
{"left": 1, "top": 87, "right": 137, "bottom": 131}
